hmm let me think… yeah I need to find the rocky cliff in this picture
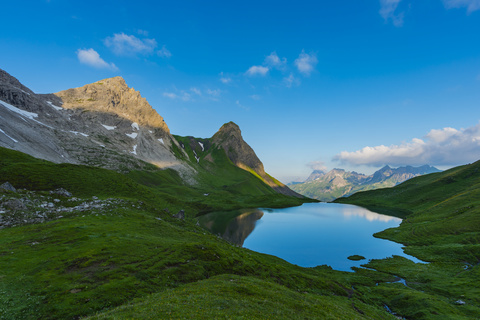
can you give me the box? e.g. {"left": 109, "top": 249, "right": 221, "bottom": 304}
{"left": 211, "top": 122, "right": 303, "bottom": 198}
{"left": 0, "top": 69, "right": 299, "bottom": 196}
{"left": 0, "top": 69, "right": 191, "bottom": 179}
{"left": 55, "top": 77, "right": 169, "bottom": 132}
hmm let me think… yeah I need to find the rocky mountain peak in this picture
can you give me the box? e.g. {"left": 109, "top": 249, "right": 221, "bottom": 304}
{"left": 55, "top": 77, "right": 169, "bottom": 133}
{"left": 214, "top": 121, "right": 242, "bottom": 139}
{"left": 0, "top": 69, "right": 39, "bottom": 112}
{"left": 211, "top": 122, "right": 302, "bottom": 198}
{"left": 305, "top": 170, "right": 326, "bottom": 182}
{"left": 211, "top": 121, "right": 264, "bottom": 174}
{"left": 0, "top": 69, "right": 30, "bottom": 91}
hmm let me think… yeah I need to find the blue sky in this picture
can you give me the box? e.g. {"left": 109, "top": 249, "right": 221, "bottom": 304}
{"left": 1, "top": 0, "right": 480, "bottom": 182}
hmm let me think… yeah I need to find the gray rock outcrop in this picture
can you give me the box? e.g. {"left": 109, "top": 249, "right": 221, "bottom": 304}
{"left": 173, "top": 209, "right": 185, "bottom": 220}
{"left": 0, "top": 182, "right": 16, "bottom": 192}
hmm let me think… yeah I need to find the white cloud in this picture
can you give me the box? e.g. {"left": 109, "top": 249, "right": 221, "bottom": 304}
{"left": 163, "top": 92, "right": 177, "bottom": 99}
{"left": 76, "top": 48, "right": 118, "bottom": 71}
{"left": 334, "top": 123, "right": 480, "bottom": 167}
{"left": 265, "top": 51, "right": 287, "bottom": 68}
{"left": 283, "top": 73, "right": 300, "bottom": 87}
{"left": 443, "top": 0, "right": 480, "bottom": 13}
{"left": 249, "top": 94, "right": 261, "bottom": 100}
{"left": 157, "top": 45, "right": 172, "bottom": 58}
{"left": 163, "top": 91, "right": 191, "bottom": 101}
{"left": 379, "top": 0, "right": 404, "bottom": 27}
{"left": 236, "top": 100, "right": 249, "bottom": 110}
{"left": 294, "top": 50, "right": 318, "bottom": 76}
{"left": 181, "top": 92, "right": 191, "bottom": 101}
{"left": 219, "top": 72, "right": 232, "bottom": 84}
{"left": 307, "top": 161, "right": 328, "bottom": 172}
{"left": 206, "top": 89, "right": 221, "bottom": 97}
{"left": 220, "top": 77, "right": 232, "bottom": 84}
{"left": 104, "top": 33, "right": 157, "bottom": 56}
{"left": 245, "top": 65, "right": 269, "bottom": 77}
{"left": 190, "top": 87, "right": 201, "bottom": 95}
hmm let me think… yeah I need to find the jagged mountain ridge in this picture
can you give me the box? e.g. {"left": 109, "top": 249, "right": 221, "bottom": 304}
{"left": 0, "top": 69, "right": 299, "bottom": 197}
{"left": 290, "top": 165, "right": 441, "bottom": 201}
{"left": 0, "top": 69, "right": 190, "bottom": 177}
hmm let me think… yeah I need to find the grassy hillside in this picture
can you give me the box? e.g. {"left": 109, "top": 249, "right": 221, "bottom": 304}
{"left": 335, "top": 160, "right": 480, "bottom": 318}
{"left": 0, "top": 147, "right": 397, "bottom": 319}
{"left": 3, "top": 146, "right": 480, "bottom": 319}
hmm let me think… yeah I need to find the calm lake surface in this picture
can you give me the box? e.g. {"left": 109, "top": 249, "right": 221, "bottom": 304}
{"left": 199, "top": 203, "right": 422, "bottom": 271}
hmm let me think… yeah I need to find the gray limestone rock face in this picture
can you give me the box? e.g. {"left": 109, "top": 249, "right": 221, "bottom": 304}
{"left": 0, "top": 68, "right": 195, "bottom": 182}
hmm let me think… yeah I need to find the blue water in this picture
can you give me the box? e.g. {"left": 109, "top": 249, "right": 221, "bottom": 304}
{"left": 202, "top": 202, "right": 423, "bottom": 272}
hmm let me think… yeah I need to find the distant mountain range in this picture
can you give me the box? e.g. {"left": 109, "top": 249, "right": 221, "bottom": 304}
{"left": 289, "top": 165, "right": 441, "bottom": 201}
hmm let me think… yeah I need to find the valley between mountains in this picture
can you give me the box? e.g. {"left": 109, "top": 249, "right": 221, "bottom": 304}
{"left": 1, "top": 68, "right": 479, "bottom": 319}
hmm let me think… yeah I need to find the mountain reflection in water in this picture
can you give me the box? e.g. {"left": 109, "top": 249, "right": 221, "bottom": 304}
{"left": 199, "top": 209, "right": 264, "bottom": 246}
{"left": 199, "top": 203, "right": 423, "bottom": 271}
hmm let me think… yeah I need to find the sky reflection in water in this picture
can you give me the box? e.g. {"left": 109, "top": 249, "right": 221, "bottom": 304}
{"left": 201, "top": 203, "right": 421, "bottom": 272}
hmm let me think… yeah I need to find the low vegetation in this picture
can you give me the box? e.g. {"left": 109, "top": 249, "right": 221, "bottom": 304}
{"left": 336, "top": 160, "right": 480, "bottom": 318}
{"left": 2, "top": 146, "right": 480, "bottom": 319}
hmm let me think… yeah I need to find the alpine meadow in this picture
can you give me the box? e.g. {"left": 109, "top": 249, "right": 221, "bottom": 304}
{"left": 1, "top": 1, "right": 480, "bottom": 319}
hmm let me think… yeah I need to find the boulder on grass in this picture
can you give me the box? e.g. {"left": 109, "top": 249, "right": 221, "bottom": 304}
{"left": 173, "top": 210, "right": 185, "bottom": 220}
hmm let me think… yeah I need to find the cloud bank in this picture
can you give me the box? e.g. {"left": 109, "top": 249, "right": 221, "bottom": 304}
{"left": 334, "top": 123, "right": 480, "bottom": 167}
{"left": 76, "top": 48, "right": 118, "bottom": 71}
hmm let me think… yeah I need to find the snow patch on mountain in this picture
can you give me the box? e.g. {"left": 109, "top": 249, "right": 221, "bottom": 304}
{"left": 131, "top": 145, "right": 137, "bottom": 155}
{"left": 198, "top": 142, "right": 204, "bottom": 151}
{"left": 0, "top": 99, "right": 38, "bottom": 120}
{"left": 46, "top": 101, "right": 63, "bottom": 111}
{"left": 131, "top": 122, "right": 139, "bottom": 131}
{"left": 70, "top": 131, "right": 89, "bottom": 137}
{"left": 0, "top": 128, "right": 18, "bottom": 143}
{"left": 126, "top": 132, "right": 138, "bottom": 139}
{"left": 158, "top": 138, "right": 164, "bottom": 144}
{"left": 102, "top": 124, "right": 116, "bottom": 130}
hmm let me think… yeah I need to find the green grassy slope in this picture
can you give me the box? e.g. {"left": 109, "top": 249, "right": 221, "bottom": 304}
{"left": 0, "top": 147, "right": 397, "bottom": 319}
{"left": 335, "top": 160, "right": 480, "bottom": 319}
{"left": 4, "top": 146, "right": 480, "bottom": 319}
{"left": 0, "top": 145, "right": 305, "bottom": 215}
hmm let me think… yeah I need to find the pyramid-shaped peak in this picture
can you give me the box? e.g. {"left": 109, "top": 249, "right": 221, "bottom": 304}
{"left": 95, "top": 76, "right": 127, "bottom": 86}
{"left": 218, "top": 121, "right": 241, "bottom": 133}
{"left": 55, "top": 77, "right": 169, "bottom": 132}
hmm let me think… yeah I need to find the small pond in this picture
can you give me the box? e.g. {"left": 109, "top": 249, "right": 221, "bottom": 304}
{"left": 199, "top": 202, "right": 422, "bottom": 271}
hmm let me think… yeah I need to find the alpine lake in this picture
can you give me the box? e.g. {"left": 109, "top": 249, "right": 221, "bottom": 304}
{"left": 198, "top": 202, "right": 423, "bottom": 271}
